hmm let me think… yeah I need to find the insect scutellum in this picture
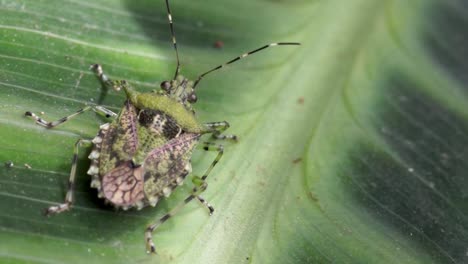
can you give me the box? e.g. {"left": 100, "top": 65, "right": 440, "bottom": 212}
{"left": 24, "top": 0, "right": 300, "bottom": 254}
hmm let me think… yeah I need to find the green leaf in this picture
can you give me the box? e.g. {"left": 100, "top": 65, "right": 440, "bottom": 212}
{"left": 1, "top": 0, "right": 468, "bottom": 263}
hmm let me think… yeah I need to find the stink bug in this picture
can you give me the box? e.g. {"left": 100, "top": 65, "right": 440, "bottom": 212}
{"left": 24, "top": 0, "right": 299, "bottom": 253}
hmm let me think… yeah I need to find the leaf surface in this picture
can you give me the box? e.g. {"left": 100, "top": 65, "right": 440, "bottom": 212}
{"left": 1, "top": 0, "right": 467, "bottom": 263}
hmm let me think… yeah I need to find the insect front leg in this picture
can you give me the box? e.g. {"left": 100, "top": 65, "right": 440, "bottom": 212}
{"left": 204, "top": 121, "right": 238, "bottom": 141}
{"left": 90, "top": 63, "right": 130, "bottom": 92}
{"left": 45, "top": 139, "right": 92, "bottom": 215}
{"left": 145, "top": 142, "right": 224, "bottom": 254}
{"left": 25, "top": 105, "right": 117, "bottom": 128}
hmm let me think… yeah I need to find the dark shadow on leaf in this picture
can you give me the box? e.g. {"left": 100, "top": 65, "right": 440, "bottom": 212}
{"left": 347, "top": 74, "right": 468, "bottom": 263}
{"left": 424, "top": 0, "right": 468, "bottom": 88}
{"left": 0, "top": 155, "right": 178, "bottom": 247}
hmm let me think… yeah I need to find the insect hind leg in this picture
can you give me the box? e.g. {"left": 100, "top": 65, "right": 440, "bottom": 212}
{"left": 145, "top": 142, "right": 223, "bottom": 254}
{"left": 45, "top": 139, "right": 92, "bottom": 215}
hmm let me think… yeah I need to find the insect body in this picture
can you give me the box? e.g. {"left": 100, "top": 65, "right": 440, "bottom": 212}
{"left": 87, "top": 71, "right": 203, "bottom": 211}
{"left": 24, "top": 0, "right": 299, "bottom": 254}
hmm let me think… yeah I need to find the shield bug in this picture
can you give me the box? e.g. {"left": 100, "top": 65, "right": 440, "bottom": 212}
{"left": 24, "top": 0, "right": 299, "bottom": 253}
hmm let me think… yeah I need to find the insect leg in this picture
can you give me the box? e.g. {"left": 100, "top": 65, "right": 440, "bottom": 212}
{"left": 196, "top": 195, "right": 214, "bottom": 215}
{"left": 89, "top": 63, "right": 130, "bottom": 92}
{"left": 197, "top": 142, "right": 224, "bottom": 184}
{"left": 25, "top": 106, "right": 116, "bottom": 128}
{"left": 203, "top": 121, "right": 238, "bottom": 141}
{"left": 145, "top": 194, "right": 197, "bottom": 254}
{"left": 45, "top": 139, "right": 92, "bottom": 215}
{"left": 145, "top": 143, "right": 224, "bottom": 254}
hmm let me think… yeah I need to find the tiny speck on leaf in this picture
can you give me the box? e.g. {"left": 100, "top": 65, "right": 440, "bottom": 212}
{"left": 297, "top": 97, "right": 304, "bottom": 105}
{"left": 292, "top": 158, "right": 302, "bottom": 164}
{"left": 214, "top": 40, "right": 224, "bottom": 49}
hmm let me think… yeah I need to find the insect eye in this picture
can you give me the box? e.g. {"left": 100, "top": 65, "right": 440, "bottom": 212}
{"left": 160, "top": 81, "right": 171, "bottom": 92}
{"left": 187, "top": 93, "right": 197, "bottom": 103}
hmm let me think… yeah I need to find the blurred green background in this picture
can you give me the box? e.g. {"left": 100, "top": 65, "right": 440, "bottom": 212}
{"left": 1, "top": 0, "right": 468, "bottom": 263}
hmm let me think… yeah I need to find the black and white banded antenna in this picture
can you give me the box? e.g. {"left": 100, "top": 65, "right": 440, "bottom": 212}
{"left": 193, "top": 42, "right": 301, "bottom": 89}
{"left": 165, "top": 0, "right": 181, "bottom": 79}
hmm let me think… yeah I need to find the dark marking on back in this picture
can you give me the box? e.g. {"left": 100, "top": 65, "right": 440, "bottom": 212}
{"left": 138, "top": 109, "right": 181, "bottom": 139}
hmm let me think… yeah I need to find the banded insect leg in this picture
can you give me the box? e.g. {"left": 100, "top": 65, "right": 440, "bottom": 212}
{"left": 90, "top": 63, "right": 133, "bottom": 93}
{"left": 203, "top": 121, "right": 238, "bottom": 141}
{"left": 45, "top": 139, "right": 92, "bottom": 215}
{"left": 25, "top": 105, "right": 116, "bottom": 128}
{"left": 145, "top": 142, "right": 224, "bottom": 254}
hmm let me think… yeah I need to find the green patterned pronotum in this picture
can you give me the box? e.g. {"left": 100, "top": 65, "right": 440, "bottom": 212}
{"left": 24, "top": 0, "right": 299, "bottom": 254}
